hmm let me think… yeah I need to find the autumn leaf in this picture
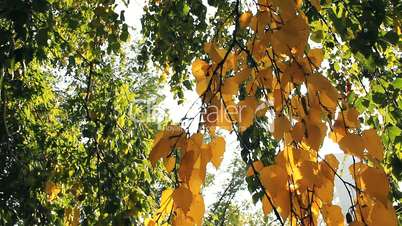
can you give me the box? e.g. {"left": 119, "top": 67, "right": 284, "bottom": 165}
{"left": 362, "top": 129, "right": 384, "bottom": 161}
{"left": 271, "top": 13, "right": 309, "bottom": 56}
{"left": 221, "top": 77, "right": 239, "bottom": 97}
{"left": 338, "top": 133, "right": 365, "bottom": 158}
{"left": 273, "top": 115, "right": 291, "bottom": 140}
{"left": 191, "top": 59, "right": 209, "bottom": 82}
{"left": 342, "top": 108, "right": 360, "bottom": 128}
{"left": 173, "top": 186, "right": 193, "bottom": 213}
{"left": 45, "top": 181, "right": 61, "bottom": 201}
{"left": 368, "top": 202, "right": 398, "bottom": 226}
{"left": 322, "top": 204, "right": 344, "bottom": 226}
{"left": 210, "top": 136, "right": 225, "bottom": 168}
{"left": 260, "top": 165, "right": 288, "bottom": 197}
{"left": 239, "top": 11, "right": 253, "bottom": 28}
{"left": 308, "top": 48, "right": 324, "bottom": 67}
{"left": 158, "top": 188, "right": 174, "bottom": 216}
{"left": 187, "top": 194, "right": 205, "bottom": 225}
{"left": 246, "top": 160, "right": 264, "bottom": 177}
{"left": 164, "top": 156, "right": 176, "bottom": 172}
{"left": 149, "top": 125, "right": 185, "bottom": 167}
{"left": 261, "top": 194, "right": 273, "bottom": 216}
{"left": 238, "top": 97, "right": 258, "bottom": 131}
{"left": 359, "top": 166, "right": 389, "bottom": 205}
{"left": 307, "top": 74, "right": 339, "bottom": 111}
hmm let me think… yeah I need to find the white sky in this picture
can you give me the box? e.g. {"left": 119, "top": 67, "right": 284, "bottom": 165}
{"left": 118, "top": 0, "right": 360, "bottom": 223}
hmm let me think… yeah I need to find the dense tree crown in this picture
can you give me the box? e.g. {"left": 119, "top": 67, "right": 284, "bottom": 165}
{"left": 0, "top": 0, "right": 165, "bottom": 225}
{"left": 0, "top": 0, "right": 400, "bottom": 225}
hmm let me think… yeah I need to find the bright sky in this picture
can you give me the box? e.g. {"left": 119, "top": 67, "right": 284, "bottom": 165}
{"left": 118, "top": 0, "right": 360, "bottom": 222}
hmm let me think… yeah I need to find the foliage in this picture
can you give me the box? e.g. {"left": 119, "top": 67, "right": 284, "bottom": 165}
{"left": 0, "top": 0, "right": 167, "bottom": 225}
{"left": 1, "top": 0, "right": 401, "bottom": 225}
{"left": 308, "top": 0, "right": 402, "bottom": 210}
{"left": 146, "top": 0, "right": 401, "bottom": 225}
{"left": 140, "top": 0, "right": 209, "bottom": 102}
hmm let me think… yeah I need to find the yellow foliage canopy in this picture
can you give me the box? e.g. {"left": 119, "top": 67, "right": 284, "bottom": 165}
{"left": 148, "top": 0, "right": 397, "bottom": 225}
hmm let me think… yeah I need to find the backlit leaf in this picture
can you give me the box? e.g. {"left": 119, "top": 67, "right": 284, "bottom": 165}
{"left": 210, "top": 136, "right": 226, "bottom": 168}
{"left": 322, "top": 204, "right": 344, "bottom": 226}
{"left": 173, "top": 186, "right": 193, "bottom": 213}
{"left": 338, "top": 133, "right": 365, "bottom": 158}
{"left": 362, "top": 129, "right": 384, "bottom": 161}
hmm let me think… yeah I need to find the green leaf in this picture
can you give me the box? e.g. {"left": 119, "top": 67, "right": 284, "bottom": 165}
{"left": 393, "top": 78, "right": 402, "bottom": 89}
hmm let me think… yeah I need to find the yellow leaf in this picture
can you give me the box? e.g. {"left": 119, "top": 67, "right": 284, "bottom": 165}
{"left": 256, "top": 68, "right": 273, "bottom": 89}
{"left": 246, "top": 80, "right": 258, "bottom": 96}
{"left": 295, "top": 0, "right": 303, "bottom": 8}
{"left": 362, "top": 129, "right": 384, "bottom": 161}
{"left": 271, "top": 14, "right": 309, "bottom": 56}
{"left": 273, "top": 115, "right": 291, "bottom": 140}
{"left": 234, "top": 67, "right": 250, "bottom": 84}
{"left": 188, "top": 133, "right": 204, "bottom": 153}
{"left": 203, "top": 43, "right": 226, "bottom": 63}
{"left": 144, "top": 218, "right": 156, "bottom": 226}
{"left": 293, "top": 160, "right": 322, "bottom": 190}
{"left": 307, "top": 75, "right": 339, "bottom": 111}
{"left": 173, "top": 186, "right": 193, "bottom": 213}
{"left": 239, "top": 11, "right": 253, "bottom": 28}
{"left": 273, "top": 191, "right": 291, "bottom": 220}
{"left": 348, "top": 162, "right": 368, "bottom": 179}
{"left": 273, "top": 88, "right": 283, "bottom": 112}
{"left": 179, "top": 151, "right": 197, "bottom": 183}
{"left": 149, "top": 138, "right": 171, "bottom": 167}
{"left": 291, "top": 121, "right": 305, "bottom": 142}
{"left": 261, "top": 194, "right": 273, "bottom": 215}
{"left": 210, "top": 136, "right": 226, "bottom": 168}
{"left": 164, "top": 156, "right": 176, "bottom": 172}
{"left": 238, "top": 97, "right": 257, "bottom": 131}
{"left": 342, "top": 108, "right": 360, "bottom": 128}
{"left": 159, "top": 188, "right": 174, "bottom": 216}
{"left": 338, "top": 133, "right": 365, "bottom": 158}
{"left": 246, "top": 160, "right": 264, "bottom": 177}
{"left": 200, "top": 144, "right": 212, "bottom": 169}
{"left": 173, "top": 208, "right": 194, "bottom": 226}
{"left": 283, "top": 146, "right": 315, "bottom": 172}
{"left": 250, "top": 11, "right": 272, "bottom": 36}
{"left": 255, "top": 101, "right": 268, "bottom": 118}
{"left": 191, "top": 59, "right": 209, "bottom": 81}
{"left": 322, "top": 204, "right": 344, "bottom": 226}
{"left": 187, "top": 194, "right": 205, "bottom": 225}
{"left": 304, "top": 121, "right": 325, "bottom": 151}
{"left": 196, "top": 77, "right": 210, "bottom": 96}
{"left": 325, "top": 154, "right": 339, "bottom": 172}
{"left": 330, "top": 119, "right": 347, "bottom": 143}
{"left": 221, "top": 77, "right": 239, "bottom": 97}
{"left": 308, "top": 48, "right": 324, "bottom": 67}
{"left": 349, "top": 221, "right": 365, "bottom": 226}
{"left": 369, "top": 202, "right": 398, "bottom": 226}
{"left": 260, "top": 165, "right": 288, "bottom": 197}
{"left": 45, "top": 181, "right": 61, "bottom": 201}
{"left": 360, "top": 166, "right": 389, "bottom": 205}
{"left": 149, "top": 126, "right": 185, "bottom": 167}
{"left": 188, "top": 169, "right": 203, "bottom": 194}
{"left": 316, "top": 179, "right": 334, "bottom": 203}
{"left": 285, "top": 62, "right": 305, "bottom": 85}
{"left": 270, "top": 0, "right": 297, "bottom": 21}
